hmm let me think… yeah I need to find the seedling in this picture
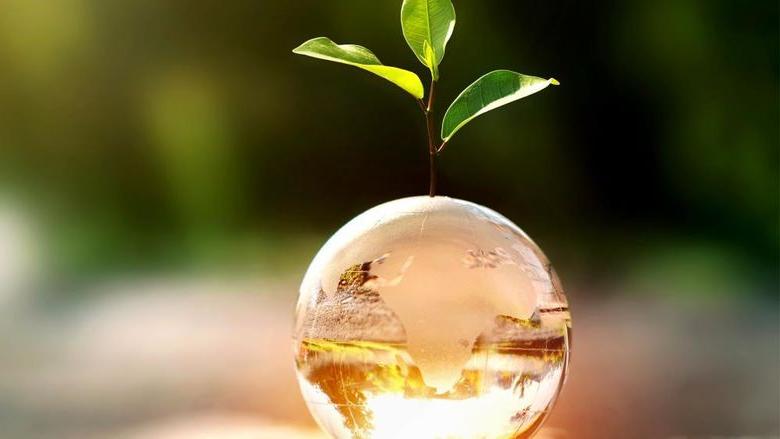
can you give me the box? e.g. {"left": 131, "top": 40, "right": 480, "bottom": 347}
{"left": 293, "top": 0, "right": 558, "bottom": 196}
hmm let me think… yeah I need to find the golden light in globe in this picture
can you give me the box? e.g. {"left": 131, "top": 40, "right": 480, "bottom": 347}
{"left": 294, "top": 196, "right": 571, "bottom": 438}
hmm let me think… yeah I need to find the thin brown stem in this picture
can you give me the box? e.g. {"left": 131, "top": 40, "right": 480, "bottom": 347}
{"left": 424, "top": 80, "right": 437, "bottom": 197}
{"left": 425, "top": 112, "right": 436, "bottom": 197}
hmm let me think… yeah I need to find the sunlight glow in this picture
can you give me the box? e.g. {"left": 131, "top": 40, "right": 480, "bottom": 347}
{"left": 366, "top": 388, "right": 542, "bottom": 438}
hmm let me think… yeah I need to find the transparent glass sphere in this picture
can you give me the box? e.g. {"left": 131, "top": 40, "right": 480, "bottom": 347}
{"left": 294, "top": 196, "right": 571, "bottom": 439}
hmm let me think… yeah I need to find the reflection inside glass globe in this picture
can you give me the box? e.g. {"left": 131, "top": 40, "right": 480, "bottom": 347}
{"left": 294, "top": 196, "right": 571, "bottom": 438}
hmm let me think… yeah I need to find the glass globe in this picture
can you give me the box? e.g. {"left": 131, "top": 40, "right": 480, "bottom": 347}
{"left": 294, "top": 196, "right": 571, "bottom": 439}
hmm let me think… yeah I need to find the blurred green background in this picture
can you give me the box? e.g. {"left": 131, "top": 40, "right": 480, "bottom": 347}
{"left": 0, "top": 1, "right": 777, "bottom": 438}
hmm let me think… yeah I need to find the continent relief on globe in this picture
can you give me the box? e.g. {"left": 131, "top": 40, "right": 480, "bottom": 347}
{"left": 298, "top": 197, "right": 561, "bottom": 392}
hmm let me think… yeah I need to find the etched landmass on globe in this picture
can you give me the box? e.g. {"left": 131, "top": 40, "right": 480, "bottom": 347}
{"left": 295, "top": 196, "right": 570, "bottom": 392}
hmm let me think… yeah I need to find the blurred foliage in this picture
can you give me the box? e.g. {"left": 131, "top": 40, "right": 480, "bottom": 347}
{"left": 0, "top": 0, "right": 776, "bottom": 294}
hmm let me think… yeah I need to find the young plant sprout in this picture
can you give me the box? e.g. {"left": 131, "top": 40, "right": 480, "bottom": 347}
{"left": 293, "top": 0, "right": 558, "bottom": 197}
{"left": 292, "top": 3, "right": 571, "bottom": 438}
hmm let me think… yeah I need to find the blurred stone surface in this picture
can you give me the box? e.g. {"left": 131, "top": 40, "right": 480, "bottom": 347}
{"left": 0, "top": 276, "right": 777, "bottom": 438}
{"left": 117, "top": 413, "right": 327, "bottom": 439}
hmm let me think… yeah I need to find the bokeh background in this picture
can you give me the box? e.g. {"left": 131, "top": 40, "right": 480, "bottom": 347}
{"left": 0, "top": 1, "right": 777, "bottom": 438}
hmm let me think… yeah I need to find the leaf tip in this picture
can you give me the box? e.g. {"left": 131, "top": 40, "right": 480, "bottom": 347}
{"left": 291, "top": 42, "right": 307, "bottom": 55}
{"left": 549, "top": 78, "right": 560, "bottom": 86}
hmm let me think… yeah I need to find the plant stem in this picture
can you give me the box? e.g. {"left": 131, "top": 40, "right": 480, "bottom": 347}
{"left": 424, "top": 79, "right": 438, "bottom": 197}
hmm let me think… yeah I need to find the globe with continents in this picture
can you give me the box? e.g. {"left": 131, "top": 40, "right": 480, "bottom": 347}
{"left": 293, "top": 196, "right": 571, "bottom": 439}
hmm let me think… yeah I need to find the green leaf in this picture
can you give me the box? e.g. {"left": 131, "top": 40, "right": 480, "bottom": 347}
{"left": 292, "top": 37, "right": 424, "bottom": 99}
{"left": 401, "top": 0, "right": 456, "bottom": 80}
{"left": 441, "top": 70, "right": 559, "bottom": 142}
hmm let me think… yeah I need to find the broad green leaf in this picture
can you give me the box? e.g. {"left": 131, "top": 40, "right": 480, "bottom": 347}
{"left": 292, "top": 37, "right": 424, "bottom": 99}
{"left": 441, "top": 70, "right": 559, "bottom": 142}
{"left": 401, "top": 0, "right": 456, "bottom": 80}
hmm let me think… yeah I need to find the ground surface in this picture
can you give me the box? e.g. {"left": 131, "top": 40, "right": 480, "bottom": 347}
{"left": 0, "top": 277, "right": 777, "bottom": 438}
